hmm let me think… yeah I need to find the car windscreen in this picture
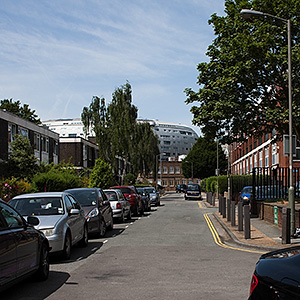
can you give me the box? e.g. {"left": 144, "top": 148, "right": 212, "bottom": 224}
{"left": 144, "top": 188, "right": 155, "bottom": 193}
{"left": 187, "top": 185, "right": 200, "bottom": 191}
{"left": 9, "top": 197, "right": 64, "bottom": 215}
{"left": 243, "top": 188, "right": 252, "bottom": 194}
{"left": 67, "top": 190, "right": 98, "bottom": 206}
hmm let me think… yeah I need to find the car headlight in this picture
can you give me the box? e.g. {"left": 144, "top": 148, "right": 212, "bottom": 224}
{"left": 243, "top": 196, "right": 249, "bottom": 201}
{"left": 41, "top": 228, "right": 55, "bottom": 236}
{"left": 86, "top": 207, "right": 99, "bottom": 221}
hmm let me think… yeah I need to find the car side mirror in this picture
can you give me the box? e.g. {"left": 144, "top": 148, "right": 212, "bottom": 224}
{"left": 27, "top": 216, "right": 40, "bottom": 226}
{"left": 70, "top": 208, "right": 80, "bottom": 215}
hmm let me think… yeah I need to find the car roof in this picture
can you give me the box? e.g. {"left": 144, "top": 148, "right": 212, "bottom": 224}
{"left": 12, "top": 192, "right": 66, "bottom": 199}
{"left": 65, "top": 187, "right": 98, "bottom": 192}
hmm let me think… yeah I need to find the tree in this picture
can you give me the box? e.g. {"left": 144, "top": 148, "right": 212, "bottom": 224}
{"left": 89, "top": 158, "right": 115, "bottom": 189}
{"left": 131, "top": 122, "right": 160, "bottom": 178}
{"left": 0, "top": 99, "right": 41, "bottom": 124}
{"left": 181, "top": 136, "right": 227, "bottom": 179}
{"left": 7, "top": 135, "right": 39, "bottom": 179}
{"left": 82, "top": 82, "right": 159, "bottom": 183}
{"left": 185, "top": 0, "right": 300, "bottom": 143}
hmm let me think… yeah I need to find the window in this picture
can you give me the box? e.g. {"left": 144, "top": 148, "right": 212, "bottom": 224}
{"left": 169, "top": 166, "right": 174, "bottom": 174}
{"left": 265, "top": 147, "right": 269, "bottom": 167}
{"left": 0, "top": 203, "right": 23, "bottom": 228}
{"left": 34, "top": 133, "right": 40, "bottom": 151}
{"left": 8, "top": 123, "right": 17, "bottom": 143}
{"left": 18, "top": 127, "right": 28, "bottom": 137}
{"left": 259, "top": 150, "right": 263, "bottom": 167}
{"left": 163, "top": 166, "right": 168, "bottom": 174}
{"left": 254, "top": 153, "right": 257, "bottom": 168}
{"left": 175, "top": 166, "right": 180, "bottom": 174}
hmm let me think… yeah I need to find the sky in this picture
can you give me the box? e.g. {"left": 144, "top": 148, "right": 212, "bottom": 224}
{"left": 0, "top": 0, "right": 225, "bottom": 135}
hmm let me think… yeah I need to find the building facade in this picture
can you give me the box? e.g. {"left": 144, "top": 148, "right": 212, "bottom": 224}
{"left": 230, "top": 132, "right": 300, "bottom": 175}
{"left": 137, "top": 119, "right": 199, "bottom": 161}
{"left": 0, "top": 109, "right": 59, "bottom": 170}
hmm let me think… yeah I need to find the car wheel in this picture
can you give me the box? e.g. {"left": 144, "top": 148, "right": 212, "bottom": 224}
{"left": 79, "top": 224, "right": 88, "bottom": 247}
{"left": 35, "top": 243, "right": 49, "bottom": 281}
{"left": 62, "top": 232, "right": 71, "bottom": 260}
{"left": 99, "top": 220, "right": 107, "bottom": 237}
{"left": 119, "top": 212, "right": 126, "bottom": 223}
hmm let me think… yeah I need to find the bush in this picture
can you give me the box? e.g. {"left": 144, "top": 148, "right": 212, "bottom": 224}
{"left": 124, "top": 173, "right": 136, "bottom": 185}
{"left": 0, "top": 177, "right": 32, "bottom": 201}
{"left": 89, "top": 158, "right": 115, "bottom": 189}
{"left": 32, "top": 170, "right": 80, "bottom": 192}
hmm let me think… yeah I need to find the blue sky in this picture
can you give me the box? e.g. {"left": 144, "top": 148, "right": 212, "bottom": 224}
{"left": 0, "top": 0, "right": 225, "bottom": 134}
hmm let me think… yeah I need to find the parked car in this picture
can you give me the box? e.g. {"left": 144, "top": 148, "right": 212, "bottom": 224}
{"left": 239, "top": 186, "right": 253, "bottom": 205}
{"left": 248, "top": 246, "right": 300, "bottom": 299}
{"left": 176, "top": 184, "right": 187, "bottom": 193}
{"left": 185, "top": 183, "right": 201, "bottom": 200}
{"left": 104, "top": 189, "right": 131, "bottom": 222}
{"left": 65, "top": 188, "right": 113, "bottom": 237}
{"left": 9, "top": 192, "right": 88, "bottom": 259}
{"left": 110, "top": 186, "right": 143, "bottom": 216}
{"left": 136, "top": 187, "right": 151, "bottom": 212}
{"left": 144, "top": 187, "right": 160, "bottom": 206}
{"left": 0, "top": 199, "right": 50, "bottom": 291}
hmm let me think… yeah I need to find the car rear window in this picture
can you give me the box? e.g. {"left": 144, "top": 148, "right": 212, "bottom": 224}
{"left": 67, "top": 190, "right": 97, "bottom": 207}
{"left": 104, "top": 191, "right": 118, "bottom": 201}
{"left": 119, "top": 188, "right": 132, "bottom": 194}
{"left": 187, "top": 185, "right": 200, "bottom": 191}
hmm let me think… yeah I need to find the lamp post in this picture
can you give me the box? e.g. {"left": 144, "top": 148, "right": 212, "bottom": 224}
{"left": 240, "top": 9, "right": 294, "bottom": 234}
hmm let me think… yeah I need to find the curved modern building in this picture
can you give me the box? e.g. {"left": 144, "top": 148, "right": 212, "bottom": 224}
{"left": 138, "top": 119, "right": 199, "bottom": 161}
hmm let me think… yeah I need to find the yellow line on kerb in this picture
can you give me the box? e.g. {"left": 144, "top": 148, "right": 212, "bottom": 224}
{"left": 203, "top": 213, "right": 265, "bottom": 254}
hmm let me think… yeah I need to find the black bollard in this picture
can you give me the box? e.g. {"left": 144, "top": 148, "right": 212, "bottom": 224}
{"left": 244, "top": 205, "right": 251, "bottom": 239}
{"left": 231, "top": 201, "right": 235, "bottom": 226}
{"left": 238, "top": 201, "right": 243, "bottom": 231}
{"left": 282, "top": 207, "right": 291, "bottom": 244}
{"left": 227, "top": 198, "right": 231, "bottom": 222}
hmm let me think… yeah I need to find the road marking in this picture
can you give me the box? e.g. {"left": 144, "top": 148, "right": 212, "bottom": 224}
{"left": 103, "top": 239, "right": 108, "bottom": 244}
{"left": 203, "top": 213, "right": 265, "bottom": 254}
{"left": 198, "top": 201, "right": 203, "bottom": 209}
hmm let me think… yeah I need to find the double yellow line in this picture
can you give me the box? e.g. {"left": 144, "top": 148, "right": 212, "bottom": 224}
{"left": 201, "top": 208, "right": 265, "bottom": 254}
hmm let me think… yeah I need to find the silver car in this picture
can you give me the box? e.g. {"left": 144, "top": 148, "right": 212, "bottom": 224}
{"left": 9, "top": 192, "right": 88, "bottom": 259}
{"left": 104, "top": 189, "right": 131, "bottom": 222}
{"left": 144, "top": 187, "right": 160, "bottom": 206}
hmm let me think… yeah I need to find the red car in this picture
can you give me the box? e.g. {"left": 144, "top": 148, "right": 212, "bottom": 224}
{"left": 110, "top": 186, "right": 143, "bottom": 216}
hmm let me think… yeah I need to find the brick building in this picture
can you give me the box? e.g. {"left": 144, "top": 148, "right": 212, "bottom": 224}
{"left": 230, "top": 131, "right": 300, "bottom": 175}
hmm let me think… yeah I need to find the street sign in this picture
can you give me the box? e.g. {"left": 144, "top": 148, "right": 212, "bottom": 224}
{"left": 274, "top": 206, "right": 278, "bottom": 226}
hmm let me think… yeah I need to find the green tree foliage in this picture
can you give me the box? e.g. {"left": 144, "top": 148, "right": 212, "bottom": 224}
{"left": 32, "top": 162, "right": 80, "bottom": 192}
{"left": 185, "top": 0, "right": 300, "bottom": 143}
{"left": 123, "top": 173, "right": 136, "bottom": 185}
{"left": 182, "top": 136, "right": 227, "bottom": 179}
{"left": 81, "top": 83, "right": 159, "bottom": 182}
{"left": 0, "top": 99, "right": 41, "bottom": 124}
{"left": 131, "top": 122, "right": 160, "bottom": 177}
{"left": 89, "top": 158, "right": 115, "bottom": 189}
{"left": 7, "top": 135, "right": 39, "bottom": 179}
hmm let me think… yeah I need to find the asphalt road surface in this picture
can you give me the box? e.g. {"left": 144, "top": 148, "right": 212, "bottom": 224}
{"left": 2, "top": 192, "right": 262, "bottom": 300}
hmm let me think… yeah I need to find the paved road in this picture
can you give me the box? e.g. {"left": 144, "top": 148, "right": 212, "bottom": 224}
{"left": 2, "top": 193, "right": 262, "bottom": 299}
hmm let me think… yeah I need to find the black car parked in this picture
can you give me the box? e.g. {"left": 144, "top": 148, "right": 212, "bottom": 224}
{"left": 249, "top": 246, "right": 300, "bottom": 299}
{"left": 65, "top": 188, "right": 113, "bottom": 237}
{"left": 0, "top": 199, "right": 50, "bottom": 291}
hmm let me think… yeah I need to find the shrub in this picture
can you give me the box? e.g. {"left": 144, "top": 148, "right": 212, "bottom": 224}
{"left": 0, "top": 177, "right": 32, "bottom": 201}
{"left": 124, "top": 173, "right": 136, "bottom": 185}
{"left": 89, "top": 158, "right": 115, "bottom": 189}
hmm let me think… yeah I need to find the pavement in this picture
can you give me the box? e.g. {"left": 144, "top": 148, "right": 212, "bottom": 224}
{"left": 201, "top": 193, "right": 300, "bottom": 252}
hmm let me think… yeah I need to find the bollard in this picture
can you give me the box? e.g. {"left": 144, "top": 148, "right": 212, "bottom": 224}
{"left": 207, "top": 192, "right": 212, "bottom": 204}
{"left": 231, "top": 201, "right": 235, "bottom": 226}
{"left": 222, "top": 197, "right": 226, "bottom": 219}
{"left": 219, "top": 195, "right": 222, "bottom": 214}
{"left": 238, "top": 201, "right": 243, "bottom": 231}
{"left": 282, "top": 207, "right": 291, "bottom": 244}
{"left": 244, "top": 205, "right": 251, "bottom": 239}
{"left": 227, "top": 198, "right": 231, "bottom": 222}
{"left": 212, "top": 193, "right": 215, "bottom": 206}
